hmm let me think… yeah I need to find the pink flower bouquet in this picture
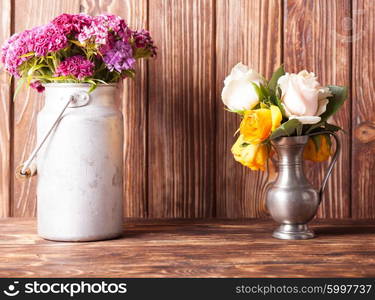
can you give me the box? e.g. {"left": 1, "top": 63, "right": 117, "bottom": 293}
{"left": 1, "top": 13, "right": 156, "bottom": 92}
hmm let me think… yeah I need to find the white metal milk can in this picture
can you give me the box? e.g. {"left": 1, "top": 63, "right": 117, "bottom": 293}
{"left": 18, "top": 83, "right": 123, "bottom": 241}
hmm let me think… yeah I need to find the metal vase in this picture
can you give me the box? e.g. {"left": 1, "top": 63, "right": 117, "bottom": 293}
{"left": 266, "top": 133, "right": 340, "bottom": 240}
{"left": 36, "top": 84, "right": 124, "bottom": 241}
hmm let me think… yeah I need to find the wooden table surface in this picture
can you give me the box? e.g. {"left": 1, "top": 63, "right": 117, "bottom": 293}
{"left": 1, "top": 218, "right": 375, "bottom": 277}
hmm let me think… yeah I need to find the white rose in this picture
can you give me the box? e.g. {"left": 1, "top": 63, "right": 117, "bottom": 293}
{"left": 221, "top": 63, "right": 264, "bottom": 112}
{"left": 277, "top": 70, "right": 332, "bottom": 124}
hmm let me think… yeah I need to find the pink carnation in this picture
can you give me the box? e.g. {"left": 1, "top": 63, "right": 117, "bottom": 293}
{"left": 133, "top": 29, "right": 157, "bottom": 57}
{"left": 1, "top": 24, "right": 67, "bottom": 76}
{"left": 55, "top": 55, "right": 94, "bottom": 80}
{"left": 52, "top": 13, "right": 92, "bottom": 36}
{"left": 78, "top": 14, "right": 132, "bottom": 44}
{"left": 33, "top": 24, "right": 67, "bottom": 56}
{"left": 1, "top": 30, "right": 34, "bottom": 76}
{"left": 1, "top": 13, "right": 156, "bottom": 82}
{"left": 30, "top": 80, "right": 45, "bottom": 93}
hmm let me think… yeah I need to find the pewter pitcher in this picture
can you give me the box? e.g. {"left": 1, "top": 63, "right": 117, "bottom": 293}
{"left": 266, "top": 133, "right": 340, "bottom": 240}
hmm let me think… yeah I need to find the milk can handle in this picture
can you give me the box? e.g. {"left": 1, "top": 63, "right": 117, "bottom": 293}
{"left": 307, "top": 131, "right": 341, "bottom": 204}
{"left": 16, "top": 91, "right": 90, "bottom": 179}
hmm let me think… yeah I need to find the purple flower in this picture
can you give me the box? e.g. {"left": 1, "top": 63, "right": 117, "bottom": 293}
{"left": 30, "top": 80, "right": 45, "bottom": 93}
{"left": 0, "top": 13, "right": 156, "bottom": 82}
{"left": 103, "top": 40, "right": 135, "bottom": 72}
{"left": 133, "top": 29, "right": 157, "bottom": 56}
{"left": 55, "top": 55, "right": 94, "bottom": 79}
{"left": 99, "top": 33, "right": 116, "bottom": 55}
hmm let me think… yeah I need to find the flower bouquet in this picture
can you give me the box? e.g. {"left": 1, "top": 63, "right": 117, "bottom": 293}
{"left": 0, "top": 14, "right": 156, "bottom": 241}
{"left": 221, "top": 63, "right": 348, "bottom": 239}
{"left": 221, "top": 63, "right": 347, "bottom": 171}
{"left": 1, "top": 13, "right": 156, "bottom": 93}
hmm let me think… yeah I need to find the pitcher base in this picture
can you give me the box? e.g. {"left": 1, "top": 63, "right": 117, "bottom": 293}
{"left": 272, "top": 224, "right": 314, "bottom": 240}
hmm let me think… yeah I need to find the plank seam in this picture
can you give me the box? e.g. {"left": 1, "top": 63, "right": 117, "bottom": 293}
{"left": 9, "top": 0, "right": 15, "bottom": 217}
{"left": 349, "top": 0, "right": 353, "bottom": 219}
{"left": 145, "top": 0, "right": 150, "bottom": 218}
{"left": 212, "top": 0, "right": 217, "bottom": 218}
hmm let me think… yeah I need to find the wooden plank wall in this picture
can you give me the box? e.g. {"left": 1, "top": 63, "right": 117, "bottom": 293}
{"left": 0, "top": 0, "right": 11, "bottom": 217}
{"left": 0, "top": 0, "right": 374, "bottom": 219}
{"left": 284, "top": 0, "right": 352, "bottom": 218}
{"left": 215, "top": 0, "right": 282, "bottom": 218}
{"left": 352, "top": 0, "right": 375, "bottom": 218}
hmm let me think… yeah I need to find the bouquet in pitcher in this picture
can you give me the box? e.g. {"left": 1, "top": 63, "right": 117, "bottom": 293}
{"left": 221, "top": 63, "right": 348, "bottom": 171}
{"left": 222, "top": 63, "right": 348, "bottom": 240}
{"left": 0, "top": 14, "right": 156, "bottom": 242}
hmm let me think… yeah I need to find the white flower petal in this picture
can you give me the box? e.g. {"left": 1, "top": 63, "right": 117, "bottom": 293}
{"left": 278, "top": 71, "right": 322, "bottom": 117}
{"left": 224, "top": 63, "right": 264, "bottom": 86}
{"left": 221, "top": 62, "right": 263, "bottom": 111}
{"left": 316, "top": 98, "right": 329, "bottom": 116}
{"left": 318, "top": 86, "right": 332, "bottom": 100}
{"left": 289, "top": 115, "right": 321, "bottom": 124}
{"left": 221, "top": 79, "right": 259, "bottom": 111}
{"left": 281, "top": 103, "right": 292, "bottom": 117}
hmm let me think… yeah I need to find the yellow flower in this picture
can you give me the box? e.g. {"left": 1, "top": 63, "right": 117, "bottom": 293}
{"left": 303, "top": 135, "right": 332, "bottom": 162}
{"left": 239, "top": 105, "right": 282, "bottom": 143}
{"left": 270, "top": 105, "right": 282, "bottom": 131}
{"left": 231, "top": 135, "right": 269, "bottom": 171}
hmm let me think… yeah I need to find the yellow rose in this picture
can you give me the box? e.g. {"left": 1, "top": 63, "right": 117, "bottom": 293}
{"left": 239, "top": 105, "right": 282, "bottom": 143}
{"left": 231, "top": 135, "right": 269, "bottom": 171}
{"left": 303, "top": 135, "right": 332, "bottom": 162}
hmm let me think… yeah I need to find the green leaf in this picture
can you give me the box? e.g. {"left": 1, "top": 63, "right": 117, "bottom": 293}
{"left": 13, "top": 77, "right": 26, "bottom": 100}
{"left": 88, "top": 83, "right": 97, "bottom": 93}
{"left": 324, "top": 122, "right": 342, "bottom": 132}
{"left": 92, "top": 79, "right": 108, "bottom": 85}
{"left": 19, "top": 52, "right": 35, "bottom": 58}
{"left": 268, "top": 65, "right": 285, "bottom": 92}
{"left": 225, "top": 107, "right": 245, "bottom": 115}
{"left": 274, "top": 94, "right": 287, "bottom": 118}
{"left": 305, "top": 121, "right": 325, "bottom": 134}
{"left": 250, "top": 82, "right": 263, "bottom": 101}
{"left": 122, "top": 69, "right": 136, "bottom": 79}
{"left": 69, "top": 39, "right": 85, "bottom": 47}
{"left": 27, "top": 64, "right": 49, "bottom": 78}
{"left": 324, "top": 134, "right": 332, "bottom": 147}
{"left": 259, "top": 83, "right": 270, "bottom": 98}
{"left": 270, "top": 119, "right": 302, "bottom": 139}
{"left": 320, "top": 85, "right": 348, "bottom": 121}
{"left": 311, "top": 135, "right": 322, "bottom": 151}
{"left": 305, "top": 121, "right": 343, "bottom": 135}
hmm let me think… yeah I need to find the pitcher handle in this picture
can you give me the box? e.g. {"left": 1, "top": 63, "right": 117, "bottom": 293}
{"left": 15, "top": 91, "right": 90, "bottom": 179}
{"left": 307, "top": 131, "right": 341, "bottom": 204}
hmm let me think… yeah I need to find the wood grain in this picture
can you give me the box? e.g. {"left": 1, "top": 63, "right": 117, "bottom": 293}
{"left": 12, "top": 1, "right": 80, "bottom": 217}
{"left": 215, "top": 0, "right": 282, "bottom": 218}
{"left": 0, "top": 0, "right": 11, "bottom": 217}
{"left": 147, "top": 0, "right": 215, "bottom": 218}
{"left": 352, "top": 0, "right": 375, "bottom": 218}
{"left": 1, "top": 0, "right": 374, "bottom": 219}
{"left": 80, "top": 0, "right": 148, "bottom": 218}
{"left": 283, "top": 0, "right": 351, "bottom": 218}
{"left": 1, "top": 218, "right": 375, "bottom": 277}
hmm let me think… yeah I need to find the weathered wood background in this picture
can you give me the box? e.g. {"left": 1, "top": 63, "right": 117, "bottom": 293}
{"left": 0, "top": 0, "right": 373, "bottom": 219}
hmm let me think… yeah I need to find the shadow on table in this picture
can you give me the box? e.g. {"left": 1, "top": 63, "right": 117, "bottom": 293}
{"left": 314, "top": 226, "right": 375, "bottom": 236}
